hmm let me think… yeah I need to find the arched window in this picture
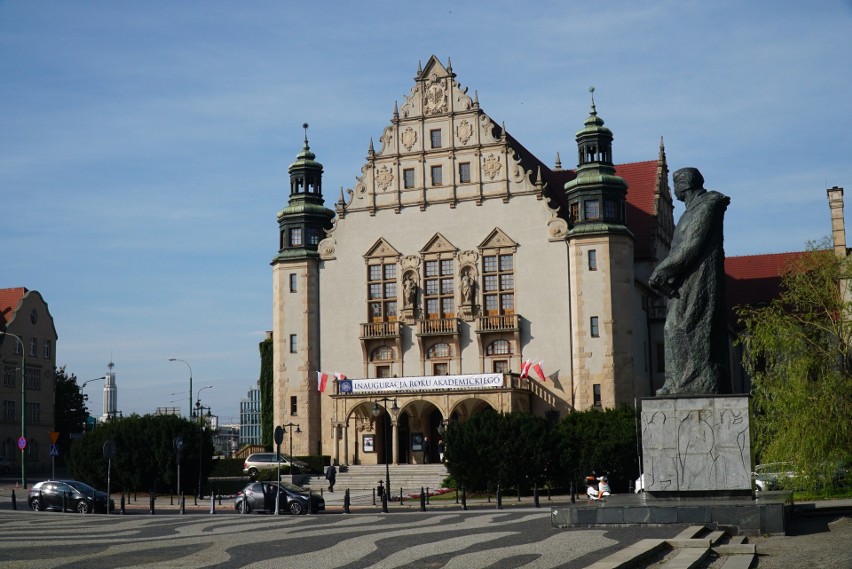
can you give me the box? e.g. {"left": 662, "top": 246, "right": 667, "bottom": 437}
{"left": 486, "top": 340, "right": 511, "bottom": 355}
{"left": 427, "top": 343, "right": 451, "bottom": 358}
{"left": 371, "top": 346, "right": 394, "bottom": 361}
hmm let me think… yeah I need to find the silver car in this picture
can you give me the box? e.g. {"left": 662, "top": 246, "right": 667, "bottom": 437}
{"left": 242, "top": 453, "right": 309, "bottom": 477}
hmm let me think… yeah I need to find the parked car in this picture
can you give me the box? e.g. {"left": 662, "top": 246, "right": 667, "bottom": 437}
{"left": 752, "top": 462, "right": 797, "bottom": 491}
{"left": 28, "top": 480, "right": 115, "bottom": 513}
{"left": 0, "top": 456, "right": 15, "bottom": 474}
{"left": 242, "top": 453, "right": 310, "bottom": 477}
{"left": 234, "top": 481, "right": 324, "bottom": 515}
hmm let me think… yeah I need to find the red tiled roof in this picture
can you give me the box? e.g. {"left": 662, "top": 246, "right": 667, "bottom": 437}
{"left": 725, "top": 252, "right": 809, "bottom": 315}
{"left": 0, "top": 287, "right": 27, "bottom": 326}
{"left": 618, "top": 161, "right": 659, "bottom": 260}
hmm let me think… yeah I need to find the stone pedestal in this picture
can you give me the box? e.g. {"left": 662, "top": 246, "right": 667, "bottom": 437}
{"left": 641, "top": 395, "right": 752, "bottom": 496}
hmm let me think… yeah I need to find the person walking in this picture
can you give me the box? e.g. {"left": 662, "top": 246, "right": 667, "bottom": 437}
{"left": 325, "top": 461, "right": 337, "bottom": 492}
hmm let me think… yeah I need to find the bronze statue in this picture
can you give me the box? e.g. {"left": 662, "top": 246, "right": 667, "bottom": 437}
{"left": 649, "top": 168, "right": 731, "bottom": 395}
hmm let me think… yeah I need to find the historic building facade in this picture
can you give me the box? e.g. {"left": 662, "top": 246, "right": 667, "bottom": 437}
{"left": 0, "top": 287, "right": 58, "bottom": 472}
{"left": 271, "top": 56, "right": 680, "bottom": 466}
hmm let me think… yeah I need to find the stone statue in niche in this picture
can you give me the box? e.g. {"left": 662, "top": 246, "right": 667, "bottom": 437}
{"left": 649, "top": 167, "right": 731, "bottom": 395}
{"left": 404, "top": 276, "right": 417, "bottom": 309}
{"left": 460, "top": 272, "right": 475, "bottom": 305}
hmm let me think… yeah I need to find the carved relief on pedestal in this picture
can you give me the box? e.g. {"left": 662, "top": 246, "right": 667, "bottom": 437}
{"left": 400, "top": 269, "right": 420, "bottom": 324}
{"left": 376, "top": 166, "right": 394, "bottom": 192}
{"left": 401, "top": 127, "right": 418, "bottom": 151}
{"left": 423, "top": 74, "right": 448, "bottom": 116}
{"left": 456, "top": 119, "right": 473, "bottom": 145}
{"left": 482, "top": 154, "right": 502, "bottom": 180}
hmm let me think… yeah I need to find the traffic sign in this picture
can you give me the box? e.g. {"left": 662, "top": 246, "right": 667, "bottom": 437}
{"left": 49, "top": 431, "right": 60, "bottom": 444}
{"left": 173, "top": 436, "right": 184, "bottom": 452}
{"left": 17, "top": 436, "right": 26, "bottom": 450}
{"left": 274, "top": 426, "right": 284, "bottom": 446}
{"left": 103, "top": 439, "right": 116, "bottom": 459}
{"left": 49, "top": 444, "right": 59, "bottom": 457}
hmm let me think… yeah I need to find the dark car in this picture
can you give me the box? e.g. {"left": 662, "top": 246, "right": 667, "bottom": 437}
{"left": 28, "top": 480, "right": 115, "bottom": 514}
{"left": 234, "top": 481, "right": 324, "bottom": 515}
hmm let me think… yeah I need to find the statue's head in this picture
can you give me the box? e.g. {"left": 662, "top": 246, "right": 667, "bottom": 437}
{"left": 672, "top": 167, "right": 705, "bottom": 201}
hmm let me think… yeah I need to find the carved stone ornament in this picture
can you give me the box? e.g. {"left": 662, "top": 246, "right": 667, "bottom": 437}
{"left": 423, "top": 74, "right": 448, "bottom": 116}
{"left": 547, "top": 217, "right": 569, "bottom": 240}
{"left": 376, "top": 166, "right": 394, "bottom": 192}
{"left": 482, "top": 154, "right": 502, "bottom": 180}
{"left": 319, "top": 237, "right": 336, "bottom": 260}
{"left": 401, "top": 127, "right": 418, "bottom": 151}
{"left": 458, "top": 250, "right": 479, "bottom": 267}
{"left": 456, "top": 120, "right": 473, "bottom": 145}
{"left": 401, "top": 254, "right": 420, "bottom": 272}
{"left": 380, "top": 128, "right": 393, "bottom": 151}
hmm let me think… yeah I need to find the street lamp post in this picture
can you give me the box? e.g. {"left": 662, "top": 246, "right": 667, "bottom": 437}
{"left": 1, "top": 332, "right": 26, "bottom": 489}
{"left": 371, "top": 397, "right": 399, "bottom": 513}
{"left": 195, "top": 385, "right": 212, "bottom": 500}
{"left": 80, "top": 376, "right": 106, "bottom": 431}
{"left": 282, "top": 423, "right": 301, "bottom": 477}
{"left": 168, "top": 358, "right": 192, "bottom": 419}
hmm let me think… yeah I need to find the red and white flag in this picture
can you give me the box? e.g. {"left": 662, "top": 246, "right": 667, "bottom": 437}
{"left": 333, "top": 372, "right": 347, "bottom": 381}
{"left": 520, "top": 359, "right": 533, "bottom": 379}
{"left": 532, "top": 361, "right": 547, "bottom": 382}
{"left": 317, "top": 371, "right": 330, "bottom": 393}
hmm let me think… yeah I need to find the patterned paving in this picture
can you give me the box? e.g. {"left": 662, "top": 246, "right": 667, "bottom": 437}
{"left": 0, "top": 509, "right": 668, "bottom": 569}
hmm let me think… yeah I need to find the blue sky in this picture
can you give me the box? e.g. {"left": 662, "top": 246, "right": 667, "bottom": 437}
{"left": 2, "top": 1, "right": 850, "bottom": 421}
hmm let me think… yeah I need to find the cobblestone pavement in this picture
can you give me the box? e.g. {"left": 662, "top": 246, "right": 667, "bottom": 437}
{"left": 0, "top": 507, "right": 683, "bottom": 569}
{"left": 750, "top": 509, "right": 851, "bottom": 568}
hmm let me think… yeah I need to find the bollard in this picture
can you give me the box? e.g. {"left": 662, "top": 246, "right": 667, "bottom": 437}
{"left": 194, "top": 493, "right": 198, "bottom": 507}
{"left": 179, "top": 493, "right": 185, "bottom": 515}
{"left": 496, "top": 485, "right": 503, "bottom": 510}
{"left": 455, "top": 488, "right": 459, "bottom": 504}
{"left": 11, "top": 489, "right": 16, "bottom": 511}
{"left": 343, "top": 489, "right": 350, "bottom": 514}
{"left": 420, "top": 487, "right": 426, "bottom": 511}
{"left": 570, "top": 481, "right": 576, "bottom": 504}
{"left": 62, "top": 490, "right": 67, "bottom": 512}
{"left": 150, "top": 490, "right": 156, "bottom": 515}
{"left": 426, "top": 487, "right": 430, "bottom": 505}
{"left": 134, "top": 489, "right": 137, "bottom": 503}
{"left": 461, "top": 486, "right": 467, "bottom": 510}
{"left": 307, "top": 490, "right": 312, "bottom": 516}
{"left": 210, "top": 493, "right": 216, "bottom": 515}
{"left": 170, "top": 493, "right": 174, "bottom": 506}
{"left": 399, "top": 487, "right": 403, "bottom": 505}
{"left": 38, "top": 490, "right": 44, "bottom": 511}
{"left": 121, "top": 492, "right": 126, "bottom": 514}
{"left": 218, "top": 492, "right": 222, "bottom": 506}
{"left": 372, "top": 487, "right": 376, "bottom": 506}
{"left": 381, "top": 491, "right": 388, "bottom": 513}
{"left": 533, "top": 485, "right": 540, "bottom": 508}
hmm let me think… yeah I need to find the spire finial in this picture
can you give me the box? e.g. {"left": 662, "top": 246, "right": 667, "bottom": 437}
{"left": 589, "top": 86, "right": 596, "bottom": 114}
{"left": 555, "top": 151, "right": 562, "bottom": 170}
{"left": 302, "top": 122, "right": 310, "bottom": 147}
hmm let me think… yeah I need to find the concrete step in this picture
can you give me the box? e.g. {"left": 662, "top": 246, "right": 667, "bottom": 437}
{"left": 664, "top": 547, "right": 710, "bottom": 568}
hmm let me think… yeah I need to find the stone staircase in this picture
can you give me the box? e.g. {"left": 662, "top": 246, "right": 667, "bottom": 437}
{"left": 301, "top": 464, "right": 449, "bottom": 495}
{"left": 586, "top": 525, "right": 756, "bottom": 569}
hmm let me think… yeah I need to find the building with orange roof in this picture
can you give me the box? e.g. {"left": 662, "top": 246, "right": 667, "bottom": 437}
{"left": 0, "top": 287, "right": 58, "bottom": 479}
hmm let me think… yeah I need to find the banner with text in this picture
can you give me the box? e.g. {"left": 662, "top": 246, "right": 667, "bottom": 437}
{"left": 339, "top": 373, "right": 504, "bottom": 394}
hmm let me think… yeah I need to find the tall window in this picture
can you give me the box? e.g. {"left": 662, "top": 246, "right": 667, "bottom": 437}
{"left": 14, "top": 339, "right": 22, "bottom": 356}
{"left": 289, "top": 273, "right": 297, "bottom": 293}
{"left": 430, "top": 165, "right": 442, "bottom": 186}
{"left": 306, "top": 227, "right": 320, "bottom": 245}
{"left": 569, "top": 202, "right": 579, "bottom": 223}
{"left": 482, "top": 254, "right": 514, "bottom": 316}
{"left": 588, "top": 250, "right": 597, "bottom": 271}
{"left": 2, "top": 400, "right": 14, "bottom": 423}
{"left": 604, "top": 199, "right": 618, "bottom": 220}
{"left": 43, "top": 340, "right": 51, "bottom": 359}
{"left": 289, "top": 334, "right": 297, "bottom": 353}
{"left": 458, "top": 162, "right": 471, "bottom": 183}
{"left": 368, "top": 262, "right": 398, "bottom": 322}
{"left": 430, "top": 129, "right": 442, "bottom": 148}
{"left": 424, "top": 259, "right": 454, "bottom": 319}
{"left": 593, "top": 384, "right": 602, "bottom": 407}
{"left": 25, "top": 368, "right": 41, "bottom": 390}
{"left": 289, "top": 227, "right": 303, "bottom": 246}
{"left": 26, "top": 402, "right": 40, "bottom": 425}
{"left": 584, "top": 199, "right": 600, "bottom": 221}
{"left": 590, "top": 316, "right": 600, "bottom": 337}
{"left": 290, "top": 396, "right": 298, "bottom": 416}
{"left": 403, "top": 168, "right": 415, "bottom": 189}
{"left": 3, "top": 365, "right": 15, "bottom": 388}
{"left": 372, "top": 346, "right": 394, "bottom": 378}
{"left": 29, "top": 338, "right": 37, "bottom": 357}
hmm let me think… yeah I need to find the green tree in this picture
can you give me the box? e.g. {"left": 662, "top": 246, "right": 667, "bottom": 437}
{"left": 259, "top": 336, "right": 273, "bottom": 449}
{"left": 53, "top": 366, "right": 88, "bottom": 464}
{"left": 68, "top": 414, "right": 214, "bottom": 494}
{"left": 738, "top": 241, "right": 852, "bottom": 490}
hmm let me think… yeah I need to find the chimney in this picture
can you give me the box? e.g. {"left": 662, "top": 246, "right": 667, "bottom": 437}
{"left": 827, "top": 186, "right": 847, "bottom": 258}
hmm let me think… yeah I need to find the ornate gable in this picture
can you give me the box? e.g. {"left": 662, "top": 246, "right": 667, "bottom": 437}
{"left": 479, "top": 228, "right": 518, "bottom": 251}
{"left": 420, "top": 233, "right": 458, "bottom": 255}
{"left": 363, "top": 238, "right": 401, "bottom": 261}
